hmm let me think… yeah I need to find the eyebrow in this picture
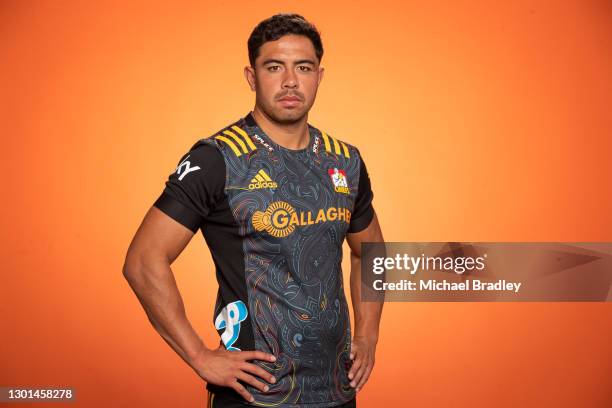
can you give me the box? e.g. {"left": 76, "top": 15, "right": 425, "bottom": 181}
{"left": 262, "top": 58, "right": 317, "bottom": 66}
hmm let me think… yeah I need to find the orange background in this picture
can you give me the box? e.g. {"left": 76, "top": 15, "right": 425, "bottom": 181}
{"left": 1, "top": 1, "right": 611, "bottom": 407}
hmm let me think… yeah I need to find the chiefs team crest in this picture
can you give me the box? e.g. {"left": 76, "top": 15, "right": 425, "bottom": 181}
{"left": 328, "top": 168, "right": 350, "bottom": 194}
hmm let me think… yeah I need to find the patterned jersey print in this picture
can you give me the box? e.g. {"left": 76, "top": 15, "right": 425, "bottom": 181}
{"left": 154, "top": 112, "right": 374, "bottom": 407}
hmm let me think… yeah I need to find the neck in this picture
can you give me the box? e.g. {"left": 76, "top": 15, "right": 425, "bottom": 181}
{"left": 251, "top": 106, "right": 310, "bottom": 150}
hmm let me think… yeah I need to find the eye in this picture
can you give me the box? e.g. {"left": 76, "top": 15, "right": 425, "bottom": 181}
{"left": 298, "top": 65, "right": 312, "bottom": 72}
{"left": 267, "top": 65, "right": 281, "bottom": 72}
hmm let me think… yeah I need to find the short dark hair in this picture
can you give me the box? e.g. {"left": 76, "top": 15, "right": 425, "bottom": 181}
{"left": 247, "top": 13, "right": 324, "bottom": 67}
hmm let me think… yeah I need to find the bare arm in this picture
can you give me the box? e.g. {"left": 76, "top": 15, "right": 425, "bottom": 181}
{"left": 122, "top": 205, "right": 205, "bottom": 366}
{"left": 122, "top": 206, "right": 276, "bottom": 402}
{"left": 346, "top": 209, "right": 384, "bottom": 392}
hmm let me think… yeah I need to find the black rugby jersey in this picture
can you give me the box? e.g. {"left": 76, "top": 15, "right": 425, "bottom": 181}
{"left": 153, "top": 112, "right": 374, "bottom": 407}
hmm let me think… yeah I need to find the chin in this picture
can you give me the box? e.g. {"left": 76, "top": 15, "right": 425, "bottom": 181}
{"left": 274, "top": 108, "right": 307, "bottom": 124}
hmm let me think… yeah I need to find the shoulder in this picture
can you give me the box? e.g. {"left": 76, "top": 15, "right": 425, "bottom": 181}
{"left": 168, "top": 136, "right": 226, "bottom": 186}
{"left": 168, "top": 138, "right": 224, "bottom": 178}
{"left": 203, "top": 118, "right": 258, "bottom": 159}
{"left": 179, "top": 114, "right": 255, "bottom": 162}
{"left": 312, "top": 124, "right": 363, "bottom": 162}
{"left": 184, "top": 137, "right": 224, "bottom": 164}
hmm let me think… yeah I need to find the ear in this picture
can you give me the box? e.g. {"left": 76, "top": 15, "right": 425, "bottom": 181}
{"left": 317, "top": 66, "right": 325, "bottom": 86}
{"left": 244, "top": 66, "right": 256, "bottom": 92}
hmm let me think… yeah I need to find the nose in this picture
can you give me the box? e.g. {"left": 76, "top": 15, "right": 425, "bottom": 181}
{"left": 282, "top": 68, "right": 298, "bottom": 89}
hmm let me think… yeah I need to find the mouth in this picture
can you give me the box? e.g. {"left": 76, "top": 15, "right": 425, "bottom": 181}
{"left": 278, "top": 96, "right": 302, "bottom": 108}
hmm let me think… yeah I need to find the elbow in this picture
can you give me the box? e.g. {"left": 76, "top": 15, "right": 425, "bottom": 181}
{"left": 122, "top": 247, "right": 169, "bottom": 284}
{"left": 122, "top": 249, "right": 143, "bottom": 283}
{"left": 122, "top": 260, "right": 132, "bottom": 280}
{"left": 122, "top": 263, "right": 134, "bottom": 286}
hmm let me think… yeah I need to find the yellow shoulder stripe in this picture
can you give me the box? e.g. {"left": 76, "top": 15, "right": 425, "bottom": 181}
{"left": 321, "top": 132, "right": 331, "bottom": 153}
{"left": 331, "top": 137, "right": 341, "bottom": 155}
{"left": 321, "top": 131, "right": 350, "bottom": 158}
{"left": 215, "top": 125, "right": 257, "bottom": 157}
{"left": 215, "top": 135, "right": 242, "bottom": 156}
{"left": 340, "top": 141, "right": 350, "bottom": 158}
{"left": 223, "top": 129, "right": 248, "bottom": 154}
{"left": 231, "top": 125, "right": 257, "bottom": 151}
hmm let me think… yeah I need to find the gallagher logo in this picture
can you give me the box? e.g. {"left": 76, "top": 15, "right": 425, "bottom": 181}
{"left": 252, "top": 201, "right": 352, "bottom": 238}
{"left": 328, "top": 168, "right": 350, "bottom": 194}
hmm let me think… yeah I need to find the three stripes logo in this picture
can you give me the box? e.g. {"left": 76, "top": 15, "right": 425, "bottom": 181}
{"left": 249, "top": 169, "right": 277, "bottom": 190}
{"left": 321, "top": 132, "right": 350, "bottom": 158}
{"left": 214, "top": 125, "right": 257, "bottom": 157}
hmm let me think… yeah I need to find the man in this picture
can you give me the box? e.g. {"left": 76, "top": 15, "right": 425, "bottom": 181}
{"left": 123, "top": 13, "right": 384, "bottom": 408}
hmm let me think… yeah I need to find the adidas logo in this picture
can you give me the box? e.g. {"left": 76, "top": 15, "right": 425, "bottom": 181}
{"left": 249, "top": 169, "right": 278, "bottom": 190}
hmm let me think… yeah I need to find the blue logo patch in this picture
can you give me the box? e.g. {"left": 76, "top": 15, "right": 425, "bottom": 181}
{"left": 214, "top": 300, "right": 248, "bottom": 351}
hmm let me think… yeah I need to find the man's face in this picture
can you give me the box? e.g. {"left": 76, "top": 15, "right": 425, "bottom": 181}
{"left": 245, "top": 34, "right": 324, "bottom": 124}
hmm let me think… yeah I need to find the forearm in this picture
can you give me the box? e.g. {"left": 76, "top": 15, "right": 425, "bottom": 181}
{"left": 123, "top": 250, "right": 208, "bottom": 367}
{"left": 350, "top": 251, "right": 383, "bottom": 341}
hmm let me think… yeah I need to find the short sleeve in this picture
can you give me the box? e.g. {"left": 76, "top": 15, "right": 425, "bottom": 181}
{"left": 348, "top": 150, "right": 374, "bottom": 233}
{"left": 153, "top": 141, "right": 226, "bottom": 233}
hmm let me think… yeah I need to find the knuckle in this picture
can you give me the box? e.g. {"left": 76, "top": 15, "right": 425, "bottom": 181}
{"left": 253, "top": 369, "right": 265, "bottom": 379}
{"left": 250, "top": 378, "right": 266, "bottom": 390}
{"left": 253, "top": 380, "right": 266, "bottom": 391}
{"left": 244, "top": 363, "right": 260, "bottom": 375}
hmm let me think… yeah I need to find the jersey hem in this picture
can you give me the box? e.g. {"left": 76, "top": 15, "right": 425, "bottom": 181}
{"left": 248, "top": 399, "right": 355, "bottom": 408}
{"left": 207, "top": 385, "right": 356, "bottom": 408}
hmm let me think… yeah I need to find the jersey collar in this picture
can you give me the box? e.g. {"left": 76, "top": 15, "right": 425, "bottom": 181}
{"left": 243, "top": 111, "right": 316, "bottom": 154}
